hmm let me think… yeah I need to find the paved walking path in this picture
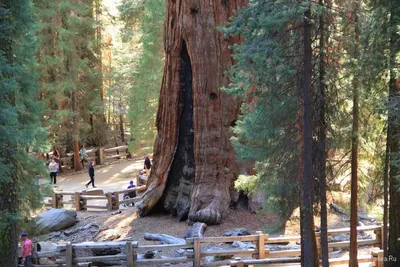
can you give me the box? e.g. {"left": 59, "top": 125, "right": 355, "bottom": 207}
{"left": 43, "top": 159, "right": 145, "bottom": 208}
{"left": 52, "top": 159, "right": 143, "bottom": 192}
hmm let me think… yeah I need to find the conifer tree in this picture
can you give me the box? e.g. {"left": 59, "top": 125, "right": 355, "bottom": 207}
{"left": 223, "top": 0, "right": 318, "bottom": 264}
{"left": 0, "top": 0, "right": 46, "bottom": 264}
{"left": 119, "top": 0, "right": 165, "bottom": 149}
{"left": 34, "top": 0, "right": 106, "bottom": 167}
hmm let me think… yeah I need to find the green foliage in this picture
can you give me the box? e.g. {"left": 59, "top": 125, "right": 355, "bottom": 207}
{"left": 34, "top": 0, "right": 106, "bottom": 150}
{"left": 235, "top": 175, "right": 259, "bottom": 195}
{"left": 119, "top": 0, "right": 165, "bottom": 151}
{"left": 0, "top": 0, "right": 47, "bottom": 262}
{"left": 222, "top": 0, "right": 308, "bottom": 216}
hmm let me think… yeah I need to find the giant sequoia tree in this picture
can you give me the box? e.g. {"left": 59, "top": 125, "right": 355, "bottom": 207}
{"left": 138, "top": 0, "right": 247, "bottom": 225}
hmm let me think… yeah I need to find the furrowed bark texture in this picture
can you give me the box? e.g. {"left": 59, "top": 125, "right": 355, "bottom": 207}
{"left": 138, "top": 0, "right": 247, "bottom": 225}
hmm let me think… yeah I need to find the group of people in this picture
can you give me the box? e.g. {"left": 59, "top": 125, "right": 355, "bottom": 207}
{"left": 47, "top": 144, "right": 151, "bottom": 191}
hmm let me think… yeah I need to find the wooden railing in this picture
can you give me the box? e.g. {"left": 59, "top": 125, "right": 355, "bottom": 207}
{"left": 25, "top": 225, "right": 384, "bottom": 267}
{"left": 43, "top": 186, "right": 146, "bottom": 211}
{"left": 50, "top": 141, "right": 153, "bottom": 169}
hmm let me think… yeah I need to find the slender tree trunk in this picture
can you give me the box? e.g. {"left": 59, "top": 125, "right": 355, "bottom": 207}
{"left": 68, "top": 1, "right": 82, "bottom": 171}
{"left": 301, "top": 6, "right": 319, "bottom": 267}
{"left": 388, "top": 9, "right": 400, "bottom": 266}
{"left": 318, "top": 1, "right": 329, "bottom": 265}
{"left": 138, "top": 0, "right": 247, "bottom": 225}
{"left": 349, "top": 2, "right": 359, "bottom": 266}
{"left": 72, "top": 90, "right": 82, "bottom": 171}
{"left": 119, "top": 112, "right": 125, "bottom": 142}
{"left": 383, "top": 123, "right": 390, "bottom": 267}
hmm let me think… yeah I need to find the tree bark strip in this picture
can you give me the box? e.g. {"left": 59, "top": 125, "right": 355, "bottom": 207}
{"left": 349, "top": 2, "right": 359, "bottom": 266}
{"left": 388, "top": 8, "right": 400, "bottom": 266}
{"left": 301, "top": 6, "right": 319, "bottom": 267}
{"left": 318, "top": 1, "right": 329, "bottom": 266}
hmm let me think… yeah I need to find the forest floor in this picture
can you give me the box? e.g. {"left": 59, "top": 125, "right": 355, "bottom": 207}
{"left": 33, "top": 159, "right": 382, "bottom": 266}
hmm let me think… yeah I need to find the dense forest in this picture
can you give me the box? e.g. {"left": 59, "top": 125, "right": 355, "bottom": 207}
{"left": 0, "top": 0, "right": 399, "bottom": 266}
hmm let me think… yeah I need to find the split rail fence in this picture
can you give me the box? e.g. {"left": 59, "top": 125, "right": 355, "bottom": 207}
{"left": 23, "top": 225, "right": 384, "bottom": 267}
{"left": 43, "top": 186, "right": 146, "bottom": 211}
{"left": 48, "top": 141, "right": 152, "bottom": 170}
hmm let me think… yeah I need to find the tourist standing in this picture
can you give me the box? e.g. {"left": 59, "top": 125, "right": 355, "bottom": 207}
{"left": 79, "top": 145, "right": 87, "bottom": 169}
{"left": 20, "top": 232, "right": 33, "bottom": 267}
{"left": 48, "top": 158, "right": 58, "bottom": 184}
{"left": 85, "top": 160, "right": 96, "bottom": 188}
{"left": 144, "top": 154, "right": 151, "bottom": 170}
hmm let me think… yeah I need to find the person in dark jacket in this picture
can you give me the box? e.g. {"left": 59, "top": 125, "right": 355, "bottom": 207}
{"left": 85, "top": 160, "right": 96, "bottom": 188}
{"left": 144, "top": 155, "right": 151, "bottom": 170}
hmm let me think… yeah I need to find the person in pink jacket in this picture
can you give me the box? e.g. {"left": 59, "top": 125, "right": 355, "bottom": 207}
{"left": 21, "top": 232, "right": 33, "bottom": 267}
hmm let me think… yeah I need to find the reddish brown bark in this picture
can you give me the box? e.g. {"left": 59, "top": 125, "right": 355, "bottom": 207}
{"left": 138, "top": 0, "right": 247, "bottom": 225}
{"left": 349, "top": 2, "right": 359, "bottom": 266}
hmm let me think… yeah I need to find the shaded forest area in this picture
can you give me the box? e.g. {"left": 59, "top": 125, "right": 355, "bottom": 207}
{"left": 1, "top": 0, "right": 400, "bottom": 266}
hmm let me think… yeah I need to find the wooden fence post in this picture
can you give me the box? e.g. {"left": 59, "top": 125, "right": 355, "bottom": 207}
{"left": 57, "top": 194, "right": 63, "bottom": 209}
{"left": 315, "top": 235, "right": 321, "bottom": 258}
{"left": 380, "top": 225, "right": 384, "bottom": 249}
{"left": 378, "top": 250, "right": 383, "bottom": 267}
{"left": 106, "top": 192, "right": 113, "bottom": 211}
{"left": 96, "top": 147, "right": 104, "bottom": 165}
{"left": 52, "top": 193, "right": 57, "bottom": 208}
{"left": 66, "top": 242, "right": 72, "bottom": 267}
{"left": 126, "top": 241, "right": 134, "bottom": 267}
{"left": 74, "top": 192, "right": 81, "bottom": 211}
{"left": 256, "top": 231, "right": 266, "bottom": 259}
{"left": 375, "top": 226, "right": 384, "bottom": 249}
{"left": 194, "top": 238, "right": 201, "bottom": 267}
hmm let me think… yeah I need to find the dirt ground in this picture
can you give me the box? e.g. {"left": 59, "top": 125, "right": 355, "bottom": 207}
{"left": 33, "top": 160, "right": 382, "bottom": 266}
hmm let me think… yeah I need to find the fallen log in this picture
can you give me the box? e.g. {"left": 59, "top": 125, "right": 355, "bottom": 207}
{"left": 329, "top": 203, "right": 376, "bottom": 222}
{"left": 64, "top": 223, "right": 99, "bottom": 236}
{"left": 143, "top": 233, "right": 186, "bottom": 244}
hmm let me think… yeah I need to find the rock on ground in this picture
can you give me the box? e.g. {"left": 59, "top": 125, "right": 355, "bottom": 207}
{"left": 223, "top": 228, "right": 251, "bottom": 237}
{"left": 232, "top": 241, "right": 256, "bottom": 249}
{"left": 183, "top": 222, "right": 207, "bottom": 238}
{"left": 35, "top": 209, "right": 77, "bottom": 235}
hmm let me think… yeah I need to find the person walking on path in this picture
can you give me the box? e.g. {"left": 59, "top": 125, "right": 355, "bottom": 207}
{"left": 48, "top": 158, "right": 58, "bottom": 184}
{"left": 20, "top": 232, "right": 33, "bottom": 267}
{"left": 85, "top": 160, "right": 96, "bottom": 188}
{"left": 79, "top": 145, "right": 88, "bottom": 169}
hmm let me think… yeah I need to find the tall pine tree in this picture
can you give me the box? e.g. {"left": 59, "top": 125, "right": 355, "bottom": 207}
{"left": 0, "top": 0, "right": 46, "bottom": 264}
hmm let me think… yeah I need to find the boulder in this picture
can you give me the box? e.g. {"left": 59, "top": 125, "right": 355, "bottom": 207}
{"left": 183, "top": 222, "right": 207, "bottom": 238}
{"left": 35, "top": 209, "right": 77, "bottom": 234}
{"left": 248, "top": 190, "right": 265, "bottom": 213}
{"left": 223, "top": 228, "right": 251, "bottom": 237}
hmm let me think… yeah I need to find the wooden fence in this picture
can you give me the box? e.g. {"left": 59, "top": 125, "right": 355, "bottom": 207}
{"left": 43, "top": 186, "right": 146, "bottom": 211}
{"left": 24, "top": 225, "right": 384, "bottom": 267}
{"left": 49, "top": 141, "right": 153, "bottom": 170}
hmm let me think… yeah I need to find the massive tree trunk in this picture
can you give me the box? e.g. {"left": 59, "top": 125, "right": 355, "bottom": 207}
{"left": 138, "top": 0, "right": 247, "bottom": 225}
